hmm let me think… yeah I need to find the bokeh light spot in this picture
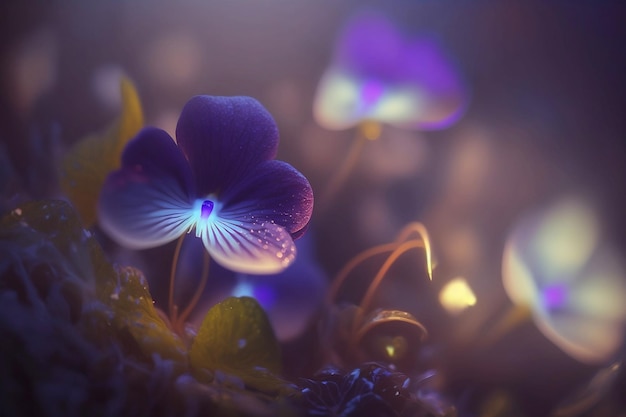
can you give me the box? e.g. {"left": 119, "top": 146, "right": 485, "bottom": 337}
{"left": 439, "top": 277, "right": 477, "bottom": 315}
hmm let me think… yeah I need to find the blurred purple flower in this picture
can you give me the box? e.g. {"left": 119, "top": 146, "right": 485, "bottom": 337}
{"left": 98, "top": 96, "right": 313, "bottom": 274}
{"left": 314, "top": 11, "right": 468, "bottom": 130}
{"left": 502, "top": 197, "right": 626, "bottom": 363}
{"left": 189, "top": 232, "right": 328, "bottom": 342}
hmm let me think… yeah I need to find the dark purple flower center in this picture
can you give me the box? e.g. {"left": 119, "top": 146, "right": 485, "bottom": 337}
{"left": 201, "top": 200, "right": 214, "bottom": 219}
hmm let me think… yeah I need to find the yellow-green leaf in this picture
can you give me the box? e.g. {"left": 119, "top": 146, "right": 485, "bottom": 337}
{"left": 190, "top": 296, "right": 285, "bottom": 393}
{"left": 99, "top": 265, "right": 187, "bottom": 364}
{"left": 60, "top": 76, "right": 144, "bottom": 226}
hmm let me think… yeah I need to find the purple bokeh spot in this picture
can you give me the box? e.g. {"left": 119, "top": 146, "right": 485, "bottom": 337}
{"left": 231, "top": 280, "right": 276, "bottom": 310}
{"left": 361, "top": 79, "right": 385, "bottom": 107}
{"left": 253, "top": 284, "right": 276, "bottom": 309}
{"left": 542, "top": 284, "right": 568, "bottom": 310}
{"left": 201, "top": 200, "right": 214, "bottom": 219}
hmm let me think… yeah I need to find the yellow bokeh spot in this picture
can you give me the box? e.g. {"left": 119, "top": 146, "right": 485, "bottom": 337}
{"left": 385, "top": 344, "right": 396, "bottom": 358}
{"left": 439, "top": 277, "right": 477, "bottom": 315}
{"left": 379, "top": 335, "right": 407, "bottom": 360}
{"left": 359, "top": 120, "right": 382, "bottom": 140}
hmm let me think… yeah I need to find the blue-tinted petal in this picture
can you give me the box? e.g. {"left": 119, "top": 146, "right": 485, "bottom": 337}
{"left": 98, "top": 128, "right": 196, "bottom": 249}
{"left": 121, "top": 127, "right": 195, "bottom": 197}
{"left": 200, "top": 214, "right": 296, "bottom": 274}
{"left": 219, "top": 160, "right": 313, "bottom": 238}
{"left": 233, "top": 234, "right": 328, "bottom": 341}
{"left": 175, "top": 96, "right": 279, "bottom": 196}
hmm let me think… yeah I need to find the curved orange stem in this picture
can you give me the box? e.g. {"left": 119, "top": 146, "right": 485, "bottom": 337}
{"left": 327, "top": 222, "right": 434, "bottom": 305}
{"left": 395, "top": 222, "right": 434, "bottom": 281}
{"left": 327, "top": 241, "right": 402, "bottom": 304}
{"left": 352, "top": 239, "right": 427, "bottom": 334}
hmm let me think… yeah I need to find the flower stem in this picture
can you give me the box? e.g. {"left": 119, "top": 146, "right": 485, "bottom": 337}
{"left": 319, "top": 121, "right": 382, "bottom": 212}
{"left": 168, "top": 235, "right": 186, "bottom": 327}
{"left": 176, "top": 250, "right": 210, "bottom": 329}
{"left": 476, "top": 304, "right": 532, "bottom": 349}
{"left": 168, "top": 236, "right": 212, "bottom": 337}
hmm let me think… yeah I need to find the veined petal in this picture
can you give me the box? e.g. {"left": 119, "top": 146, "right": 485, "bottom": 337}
{"left": 98, "top": 128, "right": 196, "bottom": 249}
{"left": 176, "top": 96, "right": 279, "bottom": 196}
{"left": 99, "top": 170, "right": 195, "bottom": 249}
{"left": 219, "top": 160, "right": 314, "bottom": 238}
{"left": 199, "top": 213, "right": 296, "bottom": 275}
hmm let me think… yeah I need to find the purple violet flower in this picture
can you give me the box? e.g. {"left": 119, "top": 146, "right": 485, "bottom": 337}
{"left": 314, "top": 11, "right": 468, "bottom": 131}
{"left": 98, "top": 95, "right": 313, "bottom": 274}
{"left": 190, "top": 232, "right": 328, "bottom": 342}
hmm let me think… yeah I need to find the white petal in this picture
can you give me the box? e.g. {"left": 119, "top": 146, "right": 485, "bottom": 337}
{"left": 99, "top": 173, "right": 195, "bottom": 249}
{"left": 200, "top": 214, "right": 296, "bottom": 275}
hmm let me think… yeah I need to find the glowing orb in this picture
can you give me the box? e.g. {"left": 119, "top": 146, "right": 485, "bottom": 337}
{"left": 439, "top": 277, "right": 477, "bottom": 315}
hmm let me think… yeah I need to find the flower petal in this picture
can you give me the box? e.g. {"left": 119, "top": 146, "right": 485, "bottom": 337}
{"left": 98, "top": 128, "right": 195, "bottom": 249}
{"left": 219, "top": 160, "right": 314, "bottom": 238}
{"left": 121, "top": 127, "right": 195, "bottom": 196}
{"left": 233, "top": 234, "right": 328, "bottom": 341}
{"left": 175, "top": 96, "right": 279, "bottom": 196}
{"left": 201, "top": 215, "right": 296, "bottom": 275}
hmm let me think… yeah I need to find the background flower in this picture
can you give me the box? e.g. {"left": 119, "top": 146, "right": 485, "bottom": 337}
{"left": 313, "top": 10, "right": 468, "bottom": 131}
{"left": 189, "top": 232, "right": 328, "bottom": 342}
{"left": 502, "top": 197, "right": 626, "bottom": 364}
{"left": 98, "top": 95, "right": 313, "bottom": 274}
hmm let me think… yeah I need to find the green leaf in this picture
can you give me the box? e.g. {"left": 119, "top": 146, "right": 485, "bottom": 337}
{"left": 190, "top": 296, "right": 286, "bottom": 394}
{"left": 0, "top": 200, "right": 115, "bottom": 288}
{"left": 98, "top": 265, "right": 187, "bottom": 364}
{"left": 0, "top": 200, "right": 186, "bottom": 366}
{"left": 59, "top": 76, "right": 144, "bottom": 226}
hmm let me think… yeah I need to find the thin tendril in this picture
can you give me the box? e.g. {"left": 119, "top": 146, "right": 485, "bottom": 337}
{"left": 327, "top": 221, "right": 434, "bottom": 304}
{"left": 176, "top": 250, "right": 211, "bottom": 330}
{"left": 168, "top": 234, "right": 186, "bottom": 327}
{"left": 352, "top": 239, "right": 426, "bottom": 335}
{"left": 397, "top": 222, "right": 434, "bottom": 281}
{"left": 327, "top": 242, "right": 401, "bottom": 304}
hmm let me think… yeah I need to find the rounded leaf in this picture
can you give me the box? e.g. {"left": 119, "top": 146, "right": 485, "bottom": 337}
{"left": 190, "top": 296, "right": 282, "bottom": 390}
